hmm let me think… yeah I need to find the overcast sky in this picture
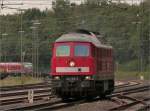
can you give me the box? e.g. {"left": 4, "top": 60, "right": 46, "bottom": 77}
{"left": 0, "top": 0, "right": 143, "bottom": 15}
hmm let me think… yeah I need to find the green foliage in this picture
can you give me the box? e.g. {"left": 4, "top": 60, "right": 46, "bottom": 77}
{"left": 115, "top": 71, "right": 150, "bottom": 80}
{"left": 0, "top": 75, "right": 43, "bottom": 87}
{"left": 119, "top": 60, "right": 139, "bottom": 71}
{"left": 0, "top": 0, "right": 149, "bottom": 71}
{"left": 146, "top": 64, "right": 150, "bottom": 71}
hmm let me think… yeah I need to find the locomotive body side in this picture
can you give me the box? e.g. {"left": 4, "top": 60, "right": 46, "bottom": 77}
{"left": 93, "top": 46, "right": 114, "bottom": 95}
{"left": 50, "top": 32, "right": 114, "bottom": 98}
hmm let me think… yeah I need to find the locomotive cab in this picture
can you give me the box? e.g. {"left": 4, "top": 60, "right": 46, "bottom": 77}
{"left": 51, "top": 42, "right": 95, "bottom": 75}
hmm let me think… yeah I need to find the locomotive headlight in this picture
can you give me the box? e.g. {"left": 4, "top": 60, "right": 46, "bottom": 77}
{"left": 69, "top": 61, "right": 75, "bottom": 67}
{"left": 54, "top": 76, "right": 60, "bottom": 80}
{"left": 85, "top": 76, "right": 91, "bottom": 80}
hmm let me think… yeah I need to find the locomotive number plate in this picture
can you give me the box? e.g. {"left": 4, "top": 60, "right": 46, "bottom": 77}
{"left": 56, "top": 67, "right": 89, "bottom": 73}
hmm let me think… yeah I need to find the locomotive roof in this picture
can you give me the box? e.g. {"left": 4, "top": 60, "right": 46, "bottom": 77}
{"left": 56, "top": 33, "right": 112, "bottom": 48}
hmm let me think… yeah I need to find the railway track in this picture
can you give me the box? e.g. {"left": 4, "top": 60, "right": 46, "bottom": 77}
{"left": 0, "top": 81, "right": 149, "bottom": 111}
{"left": 0, "top": 82, "right": 52, "bottom": 106}
{"left": 115, "top": 81, "right": 141, "bottom": 89}
{"left": 0, "top": 82, "right": 51, "bottom": 91}
{"left": 109, "top": 84, "right": 150, "bottom": 110}
{"left": 6, "top": 84, "right": 149, "bottom": 111}
{"left": 109, "top": 96, "right": 150, "bottom": 111}
{"left": 0, "top": 81, "right": 139, "bottom": 105}
{"left": 109, "top": 90, "right": 150, "bottom": 111}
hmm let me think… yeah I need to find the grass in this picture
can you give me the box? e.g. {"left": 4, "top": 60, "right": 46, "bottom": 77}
{"left": 115, "top": 71, "right": 150, "bottom": 80}
{"left": 0, "top": 71, "right": 149, "bottom": 86}
{"left": 0, "top": 75, "right": 44, "bottom": 87}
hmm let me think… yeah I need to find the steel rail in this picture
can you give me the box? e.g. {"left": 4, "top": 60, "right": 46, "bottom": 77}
{"left": 0, "top": 82, "right": 51, "bottom": 91}
{"left": 17, "top": 85, "right": 150, "bottom": 111}
{"left": 0, "top": 87, "right": 51, "bottom": 96}
{"left": 0, "top": 82, "right": 52, "bottom": 106}
{"left": 115, "top": 81, "right": 140, "bottom": 89}
{"left": 0, "top": 99, "right": 61, "bottom": 111}
{"left": 2, "top": 84, "right": 149, "bottom": 111}
{"left": 108, "top": 85, "right": 150, "bottom": 111}
{"left": 0, "top": 81, "right": 140, "bottom": 96}
{"left": 0, "top": 81, "right": 141, "bottom": 106}
{"left": 1, "top": 95, "right": 54, "bottom": 105}
{"left": 113, "top": 85, "right": 150, "bottom": 96}
{"left": 109, "top": 97, "right": 150, "bottom": 111}
{"left": 36, "top": 85, "right": 150, "bottom": 111}
{"left": 0, "top": 81, "right": 148, "bottom": 110}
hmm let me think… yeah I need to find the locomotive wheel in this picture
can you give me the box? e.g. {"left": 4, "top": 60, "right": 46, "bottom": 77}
{"left": 85, "top": 92, "right": 96, "bottom": 100}
{"left": 61, "top": 96, "right": 71, "bottom": 102}
{"left": 86, "top": 96, "right": 94, "bottom": 100}
{"left": 60, "top": 93, "right": 71, "bottom": 101}
{"left": 100, "top": 93, "right": 106, "bottom": 99}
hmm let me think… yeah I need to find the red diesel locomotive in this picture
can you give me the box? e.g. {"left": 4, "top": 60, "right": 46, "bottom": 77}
{"left": 51, "top": 30, "right": 114, "bottom": 99}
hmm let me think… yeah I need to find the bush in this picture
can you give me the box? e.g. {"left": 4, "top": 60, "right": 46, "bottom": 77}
{"left": 119, "top": 59, "right": 139, "bottom": 71}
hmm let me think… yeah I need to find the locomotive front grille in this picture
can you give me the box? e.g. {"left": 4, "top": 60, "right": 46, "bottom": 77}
{"left": 62, "top": 76, "right": 80, "bottom": 90}
{"left": 65, "top": 76, "right": 80, "bottom": 81}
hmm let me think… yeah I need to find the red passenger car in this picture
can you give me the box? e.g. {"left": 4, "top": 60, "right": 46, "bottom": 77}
{"left": 51, "top": 30, "right": 114, "bottom": 99}
{"left": 0, "top": 62, "right": 32, "bottom": 79}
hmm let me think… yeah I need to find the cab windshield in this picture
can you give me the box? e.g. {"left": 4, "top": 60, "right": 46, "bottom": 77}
{"left": 56, "top": 45, "right": 70, "bottom": 56}
{"left": 74, "top": 45, "right": 89, "bottom": 56}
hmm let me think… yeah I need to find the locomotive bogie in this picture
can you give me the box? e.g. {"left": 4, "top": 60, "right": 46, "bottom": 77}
{"left": 52, "top": 76, "right": 114, "bottom": 98}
